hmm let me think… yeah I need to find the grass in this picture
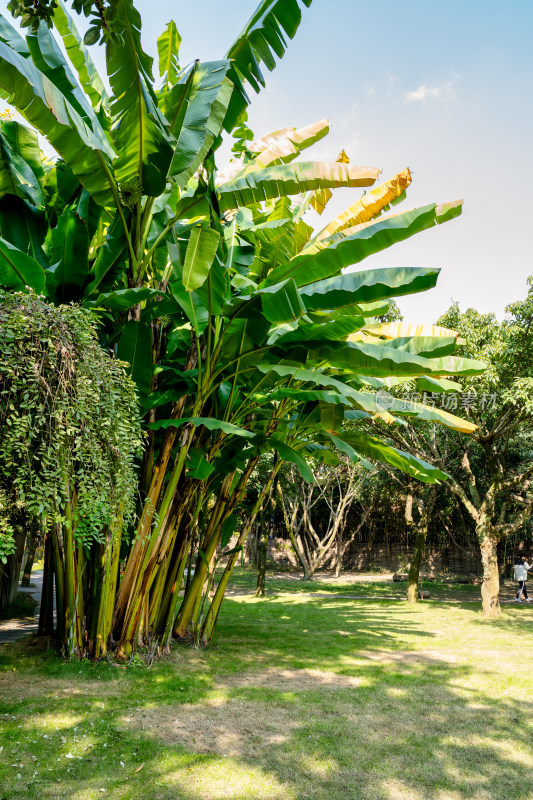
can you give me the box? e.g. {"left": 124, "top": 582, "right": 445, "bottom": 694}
{"left": 1, "top": 569, "right": 532, "bottom": 800}
{"left": 224, "top": 565, "right": 483, "bottom": 600}
{"left": 0, "top": 591, "right": 38, "bottom": 621}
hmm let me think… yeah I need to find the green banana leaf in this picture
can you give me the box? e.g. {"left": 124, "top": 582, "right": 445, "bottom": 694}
{"left": 157, "top": 20, "right": 181, "bottom": 88}
{"left": 305, "top": 340, "right": 486, "bottom": 377}
{"left": 246, "top": 117, "right": 330, "bottom": 168}
{"left": 85, "top": 212, "right": 128, "bottom": 296}
{"left": 217, "top": 161, "right": 380, "bottom": 211}
{"left": 416, "top": 376, "right": 462, "bottom": 394}
{"left": 299, "top": 267, "right": 440, "bottom": 311}
{"left": 43, "top": 204, "right": 89, "bottom": 301}
{"left": 327, "top": 434, "right": 372, "bottom": 469}
{"left": 148, "top": 417, "right": 254, "bottom": 438}
{"left": 106, "top": 0, "right": 173, "bottom": 198}
{"left": 0, "top": 235, "right": 46, "bottom": 292}
{"left": 0, "top": 30, "right": 114, "bottom": 205}
{"left": 264, "top": 202, "right": 461, "bottom": 287}
{"left": 257, "top": 278, "right": 307, "bottom": 323}
{"left": 337, "top": 430, "right": 448, "bottom": 484}
{"left": 0, "top": 119, "right": 44, "bottom": 208}
{"left": 88, "top": 287, "right": 165, "bottom": 312}
{"left": 26, "top": 20, "right": 100, "bottom": 130}
{"left": 53, "top": 0, "right": 109, "bottom": 111}
{"left": 182, "top": 226, "right": 221, "bottom": 292}
{"left": 268, "top": 315, "right": 365, "bottom": 345}
{"left": 269, "top": 438, "right": 314, "bottom": 482}
{"left": 224, "top": 0, "right": 313, "bottom": 131}
{"left": 364, "top": 334, "right": 459, "bottom": 359}
{"left": 168, "top": 60, "right": 233, "bottom": 188}
{"left": 117, "top": 319, "right": 154, "bottom": 400}
{"left": 0, "top": 195, "right": 48, "bottom": 268}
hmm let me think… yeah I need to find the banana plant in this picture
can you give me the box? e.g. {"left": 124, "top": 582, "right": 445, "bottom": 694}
{"left": 0, "top": 0, "right": 485, "bottom": 657}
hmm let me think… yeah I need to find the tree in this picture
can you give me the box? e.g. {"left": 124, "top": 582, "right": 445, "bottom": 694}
{"left": 363, "top": 290, "right": 533, "bottom": 616}
{"left": 277, "top": 457, "right": 369, "bottom": 580}
{"left": 0, "top": 0, "right": 484, "bottom": 655}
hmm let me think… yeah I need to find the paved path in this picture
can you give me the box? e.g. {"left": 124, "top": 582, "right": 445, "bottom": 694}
{"left": 0, "top": 569, "right": 44, "bottom": 644}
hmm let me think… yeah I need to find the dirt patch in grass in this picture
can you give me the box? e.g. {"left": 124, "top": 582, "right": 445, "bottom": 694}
{"left": 120, "top": 697, "right": 299, "bottom": 757}
{"left": 220, "top": 666, "right": 365, "bottom": 690}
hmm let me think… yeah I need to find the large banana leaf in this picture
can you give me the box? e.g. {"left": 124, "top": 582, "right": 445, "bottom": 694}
{"left": 0, "top": 195, "right": 48, "bottom": 267}
{"left": 53, "top": 0, "right": 109, "bottom": 111}
{"left": 312, "top": 167, "right": 412, "bottom": 243}
{"left": 363, "top": 320, "right": 461, "bottom": 340}
{"left": 26, "top": 20, "right": 101, "bottom": 130}
{"left": 85, "top": 212, "right": 128, "bottom": 295}
{"left": 0, "top": 119, "right": 44, "bottom": 208}
{"left": 217, "top": 161, "right": 380, "bottom": 211}
{"left": 182, "top": 226, "right": 220, "bottom": 292}
{"left": 335, "top": 430, "right": 448, "bottom": 484}
{"left": 107, "top": 0, "right": 173, "bottom": 198}
{"left": 0, "top": 235, "right": 46, "bottom": 292}
{"left": 264, "top": 202, "right": 462, "bottom": 287}
{"left": 43, "top": 204, "right": 89, "bottom": 300}
{"left": 157, "top": 20, "right": 181, "bottom": 88}
{"left": 350, "top": 334, "right": 459, "bottom": 359}
{"left": 299, "top": 267, "right": 440, "bottom": 311}
{"left": 247, "top": 118, "right": 329, "bottom": 168}
{"left": 0, "top": 42, "right": 114, "bottom": 205}
{"left": 168, "top": 60, "right": 233, "bottom": 188}
{"left": 305, "top": 340, "right": 486, "bottom": 377}
{"left": 223, "top": 0, "right": 313, "bottom": 131}
{"left": 148, "top": 417, "right": 254, "bottom": 438}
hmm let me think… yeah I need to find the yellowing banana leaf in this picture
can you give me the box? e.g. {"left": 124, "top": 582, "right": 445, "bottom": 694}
{"left": 337, "top": 149, "right": 349, "bottom": 163}
{"left": 217, "top": 161, "right": 380, "bottom": 211}
{"left": 249, "top": 118, "right": 329, "bottom": 167}
{"left": 309, "top": 187, "right": 332, "bottom": 215}
{"left": 363, "top": 320, "right": 462, "bottom": 341}
{"left": 389, "top": 397, "right": 477, "bottom": 434}
{"left": 312, "top": 167, "right": 412, "bottom": 244}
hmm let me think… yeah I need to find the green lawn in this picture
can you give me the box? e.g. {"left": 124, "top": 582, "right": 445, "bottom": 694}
{"left": 224, "top": 565, "right": 483, "bottom": 599}
{"left": 1, "top": 579, "right": 532, "bottom": 800}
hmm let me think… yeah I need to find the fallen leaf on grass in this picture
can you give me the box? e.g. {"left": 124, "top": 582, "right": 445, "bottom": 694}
{"left": 135, "top": 762, "right": 145, "bottom": 773}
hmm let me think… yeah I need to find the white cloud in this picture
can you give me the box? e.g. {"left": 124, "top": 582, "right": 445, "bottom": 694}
{"left": 404, "top": 81, "right": 457, "bottom": 104}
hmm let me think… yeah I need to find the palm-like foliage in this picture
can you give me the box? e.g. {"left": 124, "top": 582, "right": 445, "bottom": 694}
{"left": 0, "top": 0, "right": 484, "bottom": 657}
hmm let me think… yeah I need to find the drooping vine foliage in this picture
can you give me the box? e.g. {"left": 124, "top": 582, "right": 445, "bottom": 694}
{"left": 0, "top": 291, "right": 142, "bottom": 544}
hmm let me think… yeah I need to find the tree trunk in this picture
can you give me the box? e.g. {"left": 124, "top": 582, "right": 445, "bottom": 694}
{"left": 255, "top": 507, "right": 269, "bottom": 597}
{"left": 479, "top": 524, "right": 501, "bottom": 617}
{"left": 407, "top": 525, "right": 426, "bottom": 603}
{"left": 0, "top": 528, "right": 26, "bottom": 612}
{"left": 21, "top": 528, "right": 38, "bottom": 587}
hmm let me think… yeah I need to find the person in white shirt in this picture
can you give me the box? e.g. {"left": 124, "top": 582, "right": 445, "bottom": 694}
{"left": 513, "top": 555, "right": 532, "bottom": 602}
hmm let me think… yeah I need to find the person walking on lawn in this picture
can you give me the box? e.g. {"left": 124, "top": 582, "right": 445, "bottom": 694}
{"left": 514, "top": 555, "right": 532, "bottom": 603}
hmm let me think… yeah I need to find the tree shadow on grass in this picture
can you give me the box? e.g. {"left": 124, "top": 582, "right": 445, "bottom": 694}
{"left": 0, "top": 599, "right": 532, "bottom": 799}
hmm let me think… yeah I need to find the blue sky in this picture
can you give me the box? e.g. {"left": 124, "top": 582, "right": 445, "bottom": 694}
{"left": 2, "top": 0, "right": 532, "bottom": 323}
